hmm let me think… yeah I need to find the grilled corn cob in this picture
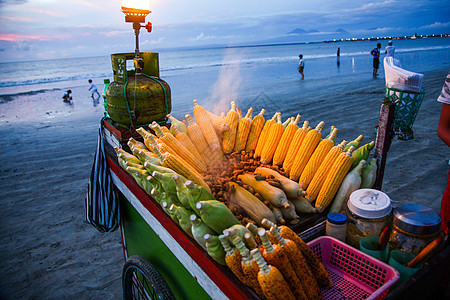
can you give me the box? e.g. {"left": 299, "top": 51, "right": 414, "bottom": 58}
{"left": 315, "top": 146, "right": 355, "bottom": 213}
{"left": 283, "top": 121, "right": 310, "bottom": 173}
{"left": 232, "top": 236, "right": 265, "bottom": 297}
{"left": 219, "top": 235, "right": 249, "bottom": 285}
{"left": 299, "top": 127, "right": 339, "bottom": 189}
{"left": 289, "top": 121, "right": 325, "bottom": 181}
{"left": 270, "top": 227, "right": 322, "bottom": 300}
{"left": 258, "top": 228, "right": 307, "bottom": 299}
{"left": 251, "top": 249, "right": 295, "bottom": 300}
{"left": 261, "top": 219, "right": 331, "bottom": 288}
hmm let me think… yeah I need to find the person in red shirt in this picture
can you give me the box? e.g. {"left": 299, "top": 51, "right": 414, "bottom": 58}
{"left": 437, "top": 71, "right": 450, "bottom": 234}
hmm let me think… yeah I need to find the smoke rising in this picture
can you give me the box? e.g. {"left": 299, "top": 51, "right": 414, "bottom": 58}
{"left": 209, "top": 48, "right": 242, "bottom": 115}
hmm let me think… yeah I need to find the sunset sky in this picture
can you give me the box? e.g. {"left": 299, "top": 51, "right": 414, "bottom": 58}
{"left": 0, "top": 0, "right": 449, "bottom": 62}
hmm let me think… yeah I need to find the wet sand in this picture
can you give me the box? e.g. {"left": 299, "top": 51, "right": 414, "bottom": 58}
{"left": 0, "top": 67, "right": 448, "bottom": 298}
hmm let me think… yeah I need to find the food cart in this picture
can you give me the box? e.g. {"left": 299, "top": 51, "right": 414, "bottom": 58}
{"left": 94, "top": 117, "right": 448, "bottom": 300}
{"left": 85, "top": 3, "right": 449, "bottom": 298}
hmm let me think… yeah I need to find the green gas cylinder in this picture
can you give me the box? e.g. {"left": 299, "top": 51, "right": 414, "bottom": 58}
{"left": 106, "top": 52, "right": 171, "bottom": 127}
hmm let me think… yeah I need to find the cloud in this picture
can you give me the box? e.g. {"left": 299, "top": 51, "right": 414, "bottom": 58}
{"left": 191, "top": 32, "right": 215, "bottom": 41}
{"left": 420, "top": 21, "right": 450, "bottom": 29}
{"left": 13, "top": 40, "right": 32, "bottom": 51}
{"left": 0, "top": 0, "right": 27, "bottom": 5}
{"left": 99, "top": 30, "right": 129, "bottom": 37}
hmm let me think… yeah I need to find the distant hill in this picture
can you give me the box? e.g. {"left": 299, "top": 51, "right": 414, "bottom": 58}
{"left": 335, "top": 28, "right": 348, "bottom": 34}
{"left": 288, "top": 28, "right": 319, "bottom": 35}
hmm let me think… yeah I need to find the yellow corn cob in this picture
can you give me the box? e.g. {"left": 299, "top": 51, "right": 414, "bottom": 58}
{"left": 283, "top": 121, "right": 310, "bottom": 173}
{"left": 315, "top": 146, "right": 355, "bottom": 213}
{"left": 160, "top": 126, "right": 172, "bottom": 136}
{"left": 218, "top": 235, "right": 249, "bottom": 285}
{"left": 282, "top": 116, "right": 292, "bottom": 128}
{"left": 185, "top": 114, "right": 211, "bottom": 163}
{"left": 262, "top": 220, "right": 332, "bottom": 288}
{"left": 251, "top": 249, "right": 295, "bottom": 300}
{"left": 193, "top": 99, "right": 222, "bottom": 156}
{"left": 170, "top": 125, "right": 204, "bottom": 165}
{"left": 306, "top": 140, "right": 348, "bottom": 202}
{"left": 152, "top": 147, "right": 210, "bottom": 191}
{"left": 135, "top": 128, "right": 160, "bottom": 152}
{"left": 245, "top": 109, "right": 266, "bottom": 152}
{"left": 299, "top": 127, "right": 339, "bottom": 189}
{"left": 270, "top": 227, "right": 322, "bottom": 300}
{"left": 150, "top": 122, "right": 207, "bottom": 173}
{"left": 232, "top": 237, "right": 265, "bottom": 297}
{"left": 254, "top": 112, "right": 278, "bottom": 158}
{"left": 289, "top": 121, "right": 325, "bottom": 181}
{"left": 222, "top": 101, "right": 240, "bottom": 153}
{"left": 258, "top": 229, "right": 306, "bottom": 299}
{"left": 233, "top": 107, "right": 253, "bottom": 152}
{"left": 260, "top": 114, "right": 284, "bottom": 165}
{"left": 272, "top": 114, "right": 301, "bottom": 166}
{"left": 206, "top": 109, "right": 229, "bottom": 140}
{"left": 236, "top": 107, "right": 243, "bottom": 119}
{"left": 167, "top": 113, "right": 188, "bottom": 135}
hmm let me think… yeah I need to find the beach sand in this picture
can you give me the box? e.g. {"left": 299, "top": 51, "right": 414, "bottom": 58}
{"left": 0, "top": 67, "right": 448, "bottom": 298}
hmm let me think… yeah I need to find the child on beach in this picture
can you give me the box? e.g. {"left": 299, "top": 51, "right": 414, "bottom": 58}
{"left": 62, "top": 90, "right": 72, "bottom": 103}
{"left": 371, "top": 43, "right": 381, "bottom": 78}
{"left": 88, "top": 79, "right": 101, "bottom": 99}
{"left": 437, "top": 71, "right": 450, "bottom": 235}
{"left": 298, "top": 54, "right": 305, "bottom": 80}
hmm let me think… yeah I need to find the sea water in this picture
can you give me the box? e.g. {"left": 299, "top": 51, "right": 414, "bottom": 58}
{"left": 0, "top": 37, "right": 449, "bottom": 118}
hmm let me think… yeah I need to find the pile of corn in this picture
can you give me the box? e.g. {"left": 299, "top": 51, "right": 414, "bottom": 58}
{"left": 118, "top": 99, "right": 377, "bottom": 225}
{"left": 114, "top": 99, "right": 382, "bottom": 298}
{"left": 219, "top": 219, "right": 331, "bottom": 299}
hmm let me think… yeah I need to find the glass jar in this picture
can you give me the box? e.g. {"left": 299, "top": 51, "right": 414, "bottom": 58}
{"left": 389, "top": 203, "right": 442, "bottom": 256}
{"left": 345, "top": 189, "right": 392, "bottom": 249}
{"left": 326, "top": 213, "right": 347, "bottom": 242}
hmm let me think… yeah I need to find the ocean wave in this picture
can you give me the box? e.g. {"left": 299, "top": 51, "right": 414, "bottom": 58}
{"left": 0, "top": 72, "right": 112, "bottom": 88}
{"left": 0, "top": 88, "right": 61, "bottom": 104}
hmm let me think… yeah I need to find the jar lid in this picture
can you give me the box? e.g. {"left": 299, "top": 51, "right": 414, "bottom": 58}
{"left": 347, "top": 189, "right": 392, "bottom": 219}
{"left": 327, "top": 213, "right": 347, "bottom": 225}
{"left": 393, "top": 203, "right": 441, "bottom": 235}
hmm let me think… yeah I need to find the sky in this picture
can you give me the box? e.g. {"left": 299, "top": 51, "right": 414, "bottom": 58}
{"left": 0, "top": 0, "right": 449, "bottom": 62}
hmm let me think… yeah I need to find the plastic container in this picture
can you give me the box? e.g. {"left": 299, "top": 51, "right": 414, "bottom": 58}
{"left": 103, "top": 79, "right": 110, "bottom": 118}
{"left": 359, "top": 235, "right": 389, "bottom": 262}
{"left": 388, "top": 250, "right": 421, "bottom": 288}
{"left": 389, "top": 203, "right": 441, "bottom": 256}
{"left": 307, "top": 236, "right": 400, "bottom": 300}
{"left": 345, "top": 189, "right": 392, "bottom": 248}
{"left": 326, "top": 213, "right": 347, "bottom": 242}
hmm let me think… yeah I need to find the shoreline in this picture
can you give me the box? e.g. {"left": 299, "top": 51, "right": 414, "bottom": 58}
{"left": 0, "top": 65, "right": 448, "bottom": 298}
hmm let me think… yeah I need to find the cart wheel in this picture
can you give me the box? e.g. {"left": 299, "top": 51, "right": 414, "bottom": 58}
{"left": 122, "top": 255, "right": 175, "bottom": 300}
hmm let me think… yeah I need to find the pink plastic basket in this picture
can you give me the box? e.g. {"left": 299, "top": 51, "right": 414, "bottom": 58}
{"left": 307, "top": 236, "right": 400, "bottom": 300}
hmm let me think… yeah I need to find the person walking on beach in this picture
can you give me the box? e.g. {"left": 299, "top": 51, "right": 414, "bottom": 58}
{"left": 437, "top": 71, "right": 450, "bottom": 235}
{"left": 337, "top": 48, "right": 341, "bottom": 67}
{"left": 371, "top": 43, "right": 381, "bottom": 78}
{"left": 298, "top": 54, "right": 305, "bottom": 80}
{"left": 385, "top": 40, "right": 395, "bottom": 57}
{"left": 89, "top": 79, "right": 101, "bottom": 99}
